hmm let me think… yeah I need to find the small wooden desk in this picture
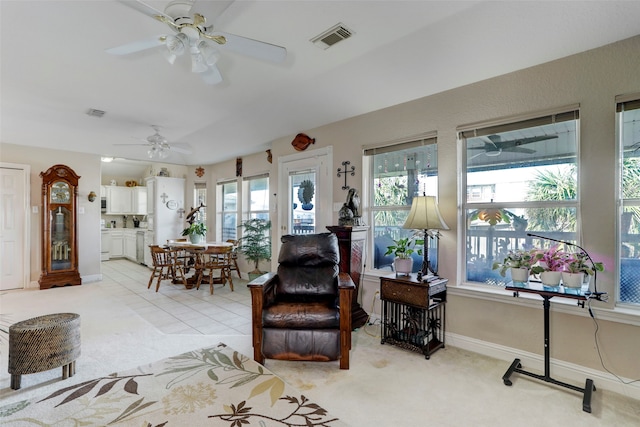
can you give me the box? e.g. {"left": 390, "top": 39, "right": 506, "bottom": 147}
{"left": 379, "top": 273, "right": 447, "bottom": 359}
{"left": 502, "top": 282, "right": 600, "bottom": 413}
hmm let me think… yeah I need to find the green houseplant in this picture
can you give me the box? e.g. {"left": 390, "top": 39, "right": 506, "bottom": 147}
{"left": 238, "top": 219, "right": 272, "bottom": 281}
{"left": 562, "top": 251, "right": 605, "bottom": 288}
{"left": 384, "top": 236, "right": 422, "bottom": 276}
{"left": 530, "top": 245, "right": 567, "bottom": 287}
{"left": 492, "top": 249, "right": 539, "bottom": 283}
{"left": 181, "top": 222, "right": 207, "bottom": 244}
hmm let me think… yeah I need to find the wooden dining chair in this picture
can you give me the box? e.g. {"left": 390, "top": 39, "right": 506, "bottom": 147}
{"left": 226, "top": 239, "right": 242, "bottom": 279}
{"left": 148, "top": 245, "right": 187, "bottom": 292}
{"left": 196, "top": 246, "right": 234, "bottom": 294}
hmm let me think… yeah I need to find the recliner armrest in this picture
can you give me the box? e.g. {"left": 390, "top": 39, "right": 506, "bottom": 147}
{"left": 338, "top": 272, "right": 355, "bottom": 290}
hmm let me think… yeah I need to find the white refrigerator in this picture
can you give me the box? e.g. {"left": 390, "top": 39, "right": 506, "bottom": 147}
{"left": 145, "top": 176, "right": 185, "bottom": 248}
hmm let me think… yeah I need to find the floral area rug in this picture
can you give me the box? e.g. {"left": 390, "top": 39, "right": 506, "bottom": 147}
{"left": 0, "top": 343, "right": 347, "bottom": 426}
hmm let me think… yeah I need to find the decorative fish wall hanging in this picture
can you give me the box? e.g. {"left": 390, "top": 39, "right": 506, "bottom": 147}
{"left": 291, "top": 133, "right": 315, "bottom": 151}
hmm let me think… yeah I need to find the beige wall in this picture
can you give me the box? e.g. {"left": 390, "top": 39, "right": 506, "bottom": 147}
{"left": 0, "top": 144, "right": 102, "bottom": 284}
{"left": 208, "top": 35, "right": 640, "bottom": 382}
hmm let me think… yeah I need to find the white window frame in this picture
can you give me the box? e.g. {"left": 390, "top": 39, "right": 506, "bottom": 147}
{"left": 243, "top": 174, "right": 270, "bottom": 221}
{"left": 457, "top": 106, "right": 581, "bottom": 288}
{"left": 216, "top": 180, "right": 238, "bottom": 241}
{"left": 363, "top": 133, "right": 439, "bottom": 274}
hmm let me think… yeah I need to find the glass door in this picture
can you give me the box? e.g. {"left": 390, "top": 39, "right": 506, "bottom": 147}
{"left": 277, "top": 147, "right": 333, "bottom": 247}
{"left": 289, "top": 170, "right": 317, "bottom": 235}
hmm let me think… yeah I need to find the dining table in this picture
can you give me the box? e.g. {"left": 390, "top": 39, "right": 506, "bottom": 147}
{"left": 165, "top": 241, "right": 233, "bottom": 289}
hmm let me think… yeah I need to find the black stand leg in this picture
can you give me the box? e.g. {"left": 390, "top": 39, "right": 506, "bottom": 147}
{"left": 502, "top": 295, "right": 595, "bottom": 413}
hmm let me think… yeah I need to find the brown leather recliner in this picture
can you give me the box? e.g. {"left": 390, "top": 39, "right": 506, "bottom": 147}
{"left": 248, "top": 233, "right": 354, "bottom": 369}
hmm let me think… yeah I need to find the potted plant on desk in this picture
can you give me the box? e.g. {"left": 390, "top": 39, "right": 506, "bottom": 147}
{"left": 385, "top": 236, "right": 421, "bottom": 276}
{"left": 181, "top": 222, "right": 207, "bottom": 244}
{"left": 562, "top": 251, "right": 605, "bottom": 289}
{"left": 238, "top": 219, "right": 272, "bottom": 281}
{"left": 530, "top": 245, "right": 566, "bottom": 288}
{"left": 492, "top": 249, "right": 538, "bottom": 285}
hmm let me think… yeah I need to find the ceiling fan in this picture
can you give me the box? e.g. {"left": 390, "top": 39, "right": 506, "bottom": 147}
{"left": 469, "top": 134, "right": 558, "bottom": 160}
{"left": 106, "top": 0, "right": 287, "bottom": 85}
{"left": 115, "top": 125, "right": 192, "bottom": 159}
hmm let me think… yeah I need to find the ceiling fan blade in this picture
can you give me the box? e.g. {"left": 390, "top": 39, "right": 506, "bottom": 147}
{"left": 201, "top": 64, "right": 223, "bottom": 85}
{"left": 113, "top": 143, "right": 150, "bottom": 146}
{"left": 503, "top": 147, "right": 536, "bottom": 154}
{"left": 106, "top": 35, "right": 166, "bottom": 55}
{"left": 210, "top": 31, "right": 287, "bottom": 63}
{"left": 116, "top": 0, "right": 172, "bottom": 22}
{"left": 189, "top": 0, "right": 234, "bottom": 26}
{"left": 168, "top": 145, "right": 192, "bottom": 155}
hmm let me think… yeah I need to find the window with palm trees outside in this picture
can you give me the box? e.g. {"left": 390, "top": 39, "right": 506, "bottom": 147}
{"left": 460, "top": 109, "right": 579, "bottom": 286}
{"left": 617, "top": 96, "right": 640, "bottom": 306}
{"left": 365, "top": 137, "right": 438, "bottom": 272}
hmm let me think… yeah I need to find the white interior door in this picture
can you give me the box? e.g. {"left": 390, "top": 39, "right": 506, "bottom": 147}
{"left": 0, "top": 164, "right": 29, "bottom": 290}
{"left": 278, "top": 147, "right": 332, "bottom": 247}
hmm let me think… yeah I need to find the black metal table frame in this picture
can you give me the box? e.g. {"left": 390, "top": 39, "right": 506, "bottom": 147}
{"left": 502, "top": 286, "right": 596, "bottom": 413}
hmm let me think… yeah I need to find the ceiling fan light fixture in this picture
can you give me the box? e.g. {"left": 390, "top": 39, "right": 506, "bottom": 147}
{"left": 198, "top": 41, "right": 220, "bottom": 66}
{"left": 190, "top": 47, "right": 208, "bottom": 73}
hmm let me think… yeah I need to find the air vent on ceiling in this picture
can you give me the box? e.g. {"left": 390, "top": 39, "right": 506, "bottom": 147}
{"left": 311, "top": 23, "right": 353, "bottom": 50}
{"left": 86, "top": 108, "right": 106, "bottom": 118}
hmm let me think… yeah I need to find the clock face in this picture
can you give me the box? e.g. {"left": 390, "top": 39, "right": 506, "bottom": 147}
{"left": 51, "top": 182, "right": 70, "bottom": 204}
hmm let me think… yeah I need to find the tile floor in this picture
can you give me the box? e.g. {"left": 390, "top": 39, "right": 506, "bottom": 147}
{"left": 99, "top": 259, "right": 253, "bottom": 336}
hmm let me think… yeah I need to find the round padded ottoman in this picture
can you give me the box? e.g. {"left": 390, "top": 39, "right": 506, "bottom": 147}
{"left": 8, "top": 313, "right": 81, "bottom": 390}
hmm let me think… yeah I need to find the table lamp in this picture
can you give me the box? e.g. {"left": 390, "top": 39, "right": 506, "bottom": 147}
{"left": 402, "top": 195, "right": 449, "bottom": 280}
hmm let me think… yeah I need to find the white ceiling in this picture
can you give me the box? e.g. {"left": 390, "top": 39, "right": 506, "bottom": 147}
{"left": 2, "top": 1, "right": 640, "bottom": 167}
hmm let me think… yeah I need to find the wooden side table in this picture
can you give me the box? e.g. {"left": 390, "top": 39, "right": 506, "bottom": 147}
{"left": 380, "top": 273, "right": 447, "bottom": 359}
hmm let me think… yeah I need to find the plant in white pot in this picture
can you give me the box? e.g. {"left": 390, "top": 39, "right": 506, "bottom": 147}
{"left": 562, "top": 251, "right": 605, "bottom": 289}
{"left": 492, "top": 249, "right": 538, "bottom": 285}
{"left": 181, "top": 222, "right": 207, "bottom": 244}
{"left": 384, "top": 236, "right": 420, "bottom": 276}
{"left": 530, "top": 245, "right": 566, "bottom": 288}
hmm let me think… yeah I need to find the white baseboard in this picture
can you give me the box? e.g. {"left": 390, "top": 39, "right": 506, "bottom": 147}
{"left": 446, "top": 332, "right": 640, "bottom": 401}
{"left": 82, "top": 274, "right": 103, "bottom": 284}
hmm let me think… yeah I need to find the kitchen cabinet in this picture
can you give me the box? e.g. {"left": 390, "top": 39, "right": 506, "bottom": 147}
{"left": 105, "top": 186, "right": 147, "bottom": 215}
{"left": 124, "top": 230, "right": 137, "bottom": 261}
{"left": 101, "top": 230, "right": 111, "bottom": 261}
{"left": 106, "top": 186, "right": 132, "bottom": 214}
{"left": 110, "top": 230, "right": 124, "bottom": 257}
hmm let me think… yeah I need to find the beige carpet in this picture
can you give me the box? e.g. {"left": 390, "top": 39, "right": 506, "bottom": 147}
{"left": 1, "top": 285, "right": 639, "bottom": 426}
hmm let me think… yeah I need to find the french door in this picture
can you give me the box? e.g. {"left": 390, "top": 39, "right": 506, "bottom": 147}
{"left": 278, "top": 147, "right": 333, "bottom": 247}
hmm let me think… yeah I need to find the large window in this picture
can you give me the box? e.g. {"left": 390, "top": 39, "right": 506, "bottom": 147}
{"left": 459, "top": 108, "right": 579, "bottom": 285}
{"left": 365, "top": 136, "right": 438, "bottom": 271}
{"left": 216, "top": 180, "right": 237, "bottom": 241}
{"left": 617, "top": 96, "right": 640, "bottom": 306}
{"left": 243, "top": 175, "right": 270, "bottom": 221}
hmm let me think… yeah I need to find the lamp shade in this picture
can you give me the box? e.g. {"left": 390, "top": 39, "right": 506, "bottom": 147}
{"left": 402, "top": 196, "right": 449, "bottom": 231}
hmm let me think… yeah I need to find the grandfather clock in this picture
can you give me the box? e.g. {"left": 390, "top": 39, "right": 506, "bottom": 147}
{"left": 327, "top": 225, "right": 369, "bottom": 329}
{"left": 39, "top": 164, "right": 82, "bottom": 289}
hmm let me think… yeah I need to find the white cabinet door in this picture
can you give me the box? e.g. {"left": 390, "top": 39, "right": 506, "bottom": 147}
{"left": 107, "top": 187, "right": 132, "bottom": 214}
{"left": 132, "top": 187, "right": 147, "bottom": 215}
{"left": 124, "top": 231, "right": 137, "bottom": 261}
{"left": 110, "top": 231, "right": 124, "bottom": 257}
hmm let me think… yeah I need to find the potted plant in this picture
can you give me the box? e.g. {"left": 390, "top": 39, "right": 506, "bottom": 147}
{"left": 238, "top": 219, "right": 272, "bottom": 281}
{"left": 530, "top": 245, "right": 566, "bottom": 288}
{"left": 384, "top": 236, "right": 421, "bottom": 276}
{"left": 492, "top": 249, "right": 539, "bottom": 284}
{"left": 562, "top": 251, "right": 605, "bottom": 288}
{"left": 181, "top": 222, "right": 207, "bottom": 244}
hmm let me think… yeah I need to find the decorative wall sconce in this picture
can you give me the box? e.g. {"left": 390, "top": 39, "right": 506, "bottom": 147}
{"left": 88, "top": 191, "right": 97, "bottom": 202}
